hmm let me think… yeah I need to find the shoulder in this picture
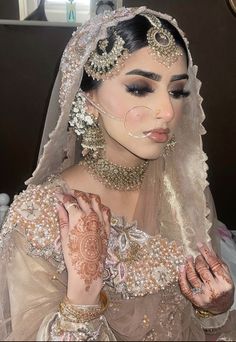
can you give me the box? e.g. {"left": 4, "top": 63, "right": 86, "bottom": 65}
{"left": 1, "top": 176, "right": 64, "bottom": 264}
{"left": 7, "top": 175, "right": 60, "bottom": 230}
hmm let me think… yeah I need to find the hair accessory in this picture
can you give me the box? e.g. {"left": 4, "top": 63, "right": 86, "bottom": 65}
{"left": 141, "top": 13, "right": 182, "bottom": 67}
{"left": 68, "top": 91, "right": 105, "bottom": 157}
{"left": 81, "top": 152, "right": 149, "bottom": 191}
{"left": 84, "top": 32, "right": 129, "bottom": 80}
{"left": 68, "top": 91, "right": 95, "bottom": 136}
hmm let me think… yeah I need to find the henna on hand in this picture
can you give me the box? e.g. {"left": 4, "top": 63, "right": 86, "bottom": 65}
{"left": 56, "top": 191, "right": 110, "bottom": 293}
{"left": 185, "top": 256, "right": 203, "bottom": 289}
{"left": 178, "top": 243, "right": 235, "bottom": 315}
{"left": 74, "top": 190, "right": 91, "bottom": 206}
{"left": 68, "top": 211, "right": 108, "bottom": 291}
{"left": 195, "top": 254, "right": 214, "bottom": 284}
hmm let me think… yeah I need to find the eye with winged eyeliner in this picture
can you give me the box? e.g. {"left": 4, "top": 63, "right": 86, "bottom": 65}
{"left": 124, "top": 70, "right": 190, "bottom": 97}
{"left": 125, "top": 84, "right": 154, "bottom": 97}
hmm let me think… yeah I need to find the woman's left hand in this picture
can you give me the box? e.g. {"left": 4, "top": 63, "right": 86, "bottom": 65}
{"left": 178, "top": 243, "right": 235, "bottom": 315}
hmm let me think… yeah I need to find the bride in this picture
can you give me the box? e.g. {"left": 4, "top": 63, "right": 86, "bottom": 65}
{"left": 0, "top": 6, "right": 235, "bottom": 341}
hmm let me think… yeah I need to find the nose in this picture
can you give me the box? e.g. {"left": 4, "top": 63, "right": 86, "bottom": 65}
{"left": 155, "top": 95, "right": 174, "bottom": 122}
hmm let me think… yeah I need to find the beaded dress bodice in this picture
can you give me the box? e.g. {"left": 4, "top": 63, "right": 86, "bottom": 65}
{"left": 0, "top": 177, "right": 206, "bottom": 341}
{"left": 1, "top": 177, "right": 185, "bottom": 297}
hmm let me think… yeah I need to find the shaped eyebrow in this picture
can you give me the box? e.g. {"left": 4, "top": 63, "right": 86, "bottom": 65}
{"left": 125, "top": 69, "right": 189, "bottom": 82}
{"left": 125, "top": 69, "right": 161, "bottom": 81}
{"left": 171, "top": 74, "right": 189, "bottom": 81}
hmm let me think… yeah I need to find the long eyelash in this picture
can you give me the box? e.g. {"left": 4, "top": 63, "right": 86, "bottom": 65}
{"left": 170, "top": 89, "right": 190, "bottom": 98}
{"left": 125, "top": 84, "right": 154, "bottom": 97}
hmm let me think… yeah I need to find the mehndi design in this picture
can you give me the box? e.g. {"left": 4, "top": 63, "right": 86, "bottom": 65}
{"left": 68, "top": 212, "right": 108, "bottom": 291}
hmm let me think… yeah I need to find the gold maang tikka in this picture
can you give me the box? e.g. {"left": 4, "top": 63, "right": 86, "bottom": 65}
{"left": 84, "top": 32, "right": 129, "bottom": 81}
{"left": 141, "top": 13, "right": 182, "bottom": 67}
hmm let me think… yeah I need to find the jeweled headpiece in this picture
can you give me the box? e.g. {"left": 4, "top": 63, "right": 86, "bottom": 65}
{"left": 84, "top": 32, "right": 129, "bottom": 81}
{"left": 141, "top": 13, "right": 182, "bottom": 67}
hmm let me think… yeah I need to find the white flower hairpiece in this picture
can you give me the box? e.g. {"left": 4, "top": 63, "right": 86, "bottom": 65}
{"left": 68, "top": 91, "right": 95, "bottom": 136}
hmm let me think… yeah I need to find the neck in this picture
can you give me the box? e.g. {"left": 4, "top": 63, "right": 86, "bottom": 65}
{"left": 104, "top": 139, "right": 145, "bottom": 168}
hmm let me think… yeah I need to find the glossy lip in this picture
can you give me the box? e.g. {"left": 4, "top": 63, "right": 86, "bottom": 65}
{"left": 144, "top": 128, "right": 170, "bottom": 143}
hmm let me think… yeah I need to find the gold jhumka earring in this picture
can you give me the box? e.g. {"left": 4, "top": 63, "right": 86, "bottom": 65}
{"left": 81, "top": 125, "right": 105, "bottom": 158}
{"left": 163, "top": 135, "right": 176, "bottom": 156}
{"left": 68, "top": 91, "right": 105, "bottom": 158}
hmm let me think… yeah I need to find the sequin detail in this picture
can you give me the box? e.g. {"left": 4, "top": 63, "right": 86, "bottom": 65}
{"left": 105, "top": 216, "right": 185, "bottom": 298}
{"left": 3, "top": 180, "right": 65, "bottom": 272}
{"left": 2, "top": 175, "right": 185, "bottom": 297}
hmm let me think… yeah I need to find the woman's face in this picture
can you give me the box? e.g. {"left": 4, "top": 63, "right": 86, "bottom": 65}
{"left": 89, "top": 46, "right": 189, "bottom": 161}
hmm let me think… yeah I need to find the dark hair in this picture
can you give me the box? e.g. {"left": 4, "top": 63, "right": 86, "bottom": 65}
{"left": 81, "top": 14, "right": 188, "bottom": 91}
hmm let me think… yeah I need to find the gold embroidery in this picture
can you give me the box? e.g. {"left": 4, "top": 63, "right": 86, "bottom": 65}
{"left": 105, "top": 216, "right": 185, "bottom": 298}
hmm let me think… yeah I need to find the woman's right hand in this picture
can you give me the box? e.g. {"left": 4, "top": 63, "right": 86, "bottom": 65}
{"left": 56, "top": 190, "right": 111, "bottom": 305}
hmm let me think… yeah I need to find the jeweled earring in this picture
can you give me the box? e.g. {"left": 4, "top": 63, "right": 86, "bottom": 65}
{"left": 163, "top": 135, "right": 176, "bottom": 156}
{"left": 81, "top": 125, "right": 105, "bottom": 158}
{"left": 68, "top": 90, "right": 105, "bottom": 158}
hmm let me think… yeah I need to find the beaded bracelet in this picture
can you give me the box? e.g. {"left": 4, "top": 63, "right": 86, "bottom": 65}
{"left": 59, "top": 291, "right": 108, "bottom": 323}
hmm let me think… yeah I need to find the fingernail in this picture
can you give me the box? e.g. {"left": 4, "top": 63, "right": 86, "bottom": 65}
{"left": 197, "top": 242, "right": 204, "bottom": 248}
{"left": 186, "top": 255, "right": 193, "bottom": 260}
{"left": 179, "top": 265, "right": 185, "bottom": 272}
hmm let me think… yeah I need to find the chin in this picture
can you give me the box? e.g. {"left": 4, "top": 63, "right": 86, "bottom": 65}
{"left": 133, "top": 147, "right": 165, "bottom": 161}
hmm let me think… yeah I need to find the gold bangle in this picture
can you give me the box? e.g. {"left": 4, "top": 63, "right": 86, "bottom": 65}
{"left": 194, "top": 308, "right": 215, "bottom": 319}
{"left": 59, "top": 291, "right": 109, "bottom": 323}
